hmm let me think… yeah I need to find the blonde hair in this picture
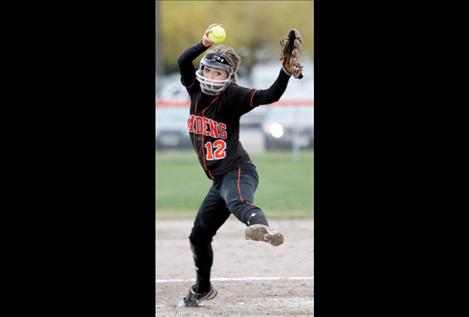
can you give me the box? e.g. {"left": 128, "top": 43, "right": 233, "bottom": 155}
{"left": 205, "top": 45, "right": 241, "bottom": 83}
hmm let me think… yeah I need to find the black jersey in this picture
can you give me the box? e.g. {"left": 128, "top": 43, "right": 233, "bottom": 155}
{"left": 177, "top": 42, "right": 291, "bottom": 181}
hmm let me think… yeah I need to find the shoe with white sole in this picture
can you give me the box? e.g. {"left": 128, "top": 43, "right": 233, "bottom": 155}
{"left": 245, "top": 224, "right": 284, "bottom": 246}
{"left": 177, "top": 284, "right": 217, "bottom": 308}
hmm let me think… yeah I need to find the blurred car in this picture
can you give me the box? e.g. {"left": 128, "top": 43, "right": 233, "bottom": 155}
{"left": 262, "top": 106, "right": 314, "bottom": 150}
{"left": 156, "top": 107, "right": 192, "bottom": 150}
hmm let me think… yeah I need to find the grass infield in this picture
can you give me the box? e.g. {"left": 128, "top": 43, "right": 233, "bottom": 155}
{"left": 156, "top": 150, "right": 313, "bottom": 219}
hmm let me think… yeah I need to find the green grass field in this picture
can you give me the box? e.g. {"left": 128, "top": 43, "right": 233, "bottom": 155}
{"left": 156, "top": 150, "right": 313, "bottom": 219}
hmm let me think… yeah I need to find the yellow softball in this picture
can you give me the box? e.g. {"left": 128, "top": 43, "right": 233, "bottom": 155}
{"left": 208, "top": 26, "right": 226, "bottom": 44}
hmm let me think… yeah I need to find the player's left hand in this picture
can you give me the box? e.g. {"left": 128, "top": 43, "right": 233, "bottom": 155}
{"left": 280, "top": 28, "right": 304, "bottom": 79}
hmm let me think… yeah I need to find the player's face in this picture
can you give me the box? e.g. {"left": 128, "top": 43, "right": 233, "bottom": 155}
{"left": 203, "top": 66, "right": 228, "bottom": 81}
{"left": 196, "top": 61, "right": 232, "bottom": 95}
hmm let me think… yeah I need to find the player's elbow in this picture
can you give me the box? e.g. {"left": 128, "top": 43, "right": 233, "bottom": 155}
{"left": 271, "top": 93, "right": 282, "bottom": 103}
{"left": 176, "top": 55, "right": 186, "bottom": 69}
{"left": 255, "top": 93, "right": 282, "bottom": 106}
{"left": 176, "top": 58, "right": 183, "bottom": 69}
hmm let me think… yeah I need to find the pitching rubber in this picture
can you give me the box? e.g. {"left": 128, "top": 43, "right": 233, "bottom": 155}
{"left": 245, "top": 224, "right": 284, "bottom": 246}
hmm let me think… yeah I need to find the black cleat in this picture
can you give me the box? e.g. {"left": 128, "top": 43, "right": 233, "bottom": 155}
{"left": 177, "top": 284, "right": 218, "bottom": 308}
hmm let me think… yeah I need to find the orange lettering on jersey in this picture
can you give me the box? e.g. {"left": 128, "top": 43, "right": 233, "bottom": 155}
{"left": 209, "top": 120, "right": 219, "bottom": 138}
{"left": 195, "top": 117, "right": 204, "bottom": 134}
{"left": 188, "top": 115, "right": 227, "bottom": 140}
{"left": 202, "top": 117, "right": 211, "bottom": 136}
{"left": 218, "top": 123, "right": 227, "bottom": 139}
{"left": 187, "top": 115, "right": 195, "bottom": 133}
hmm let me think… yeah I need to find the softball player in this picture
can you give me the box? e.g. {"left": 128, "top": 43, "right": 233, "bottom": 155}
{"left": 176, "top": 24, "right": 302, "bottom": 308}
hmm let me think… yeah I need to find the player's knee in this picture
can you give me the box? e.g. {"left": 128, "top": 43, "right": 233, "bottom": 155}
{"left": 189, "top": 225, "right": 214, "bottom": 245}
{"left": 227, "top": 199, "right": 262, "bottom": 216}
{"left": 226, "top": 199, "right": 246, "bottom": 213}
{"left": 226, "top": 200, "right": 267, "bottom": 225}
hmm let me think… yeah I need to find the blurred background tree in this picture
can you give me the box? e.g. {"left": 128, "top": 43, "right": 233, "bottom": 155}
{"left": 156, "top": 0, "right": 313, "bottom": 81}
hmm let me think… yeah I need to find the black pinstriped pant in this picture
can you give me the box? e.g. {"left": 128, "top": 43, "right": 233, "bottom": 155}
{"left": 189, "top": 162, "right": 268, "bottom": 293}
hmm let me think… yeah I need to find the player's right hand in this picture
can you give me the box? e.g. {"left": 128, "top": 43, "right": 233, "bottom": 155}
{"left": 202, "top": 23, "right": 221, "bottom": 48}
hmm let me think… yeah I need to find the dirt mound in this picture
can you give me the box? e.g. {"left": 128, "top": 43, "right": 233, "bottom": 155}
{"left": 156, "top": 219, "right": 314, "bottom": 316}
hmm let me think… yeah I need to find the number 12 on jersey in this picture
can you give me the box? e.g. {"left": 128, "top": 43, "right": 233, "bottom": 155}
{"left": 205, "top": 140, "right": 226, "bottom": 160}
